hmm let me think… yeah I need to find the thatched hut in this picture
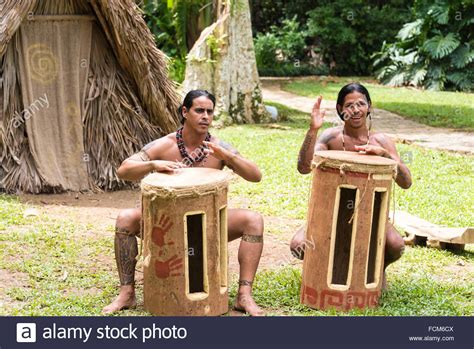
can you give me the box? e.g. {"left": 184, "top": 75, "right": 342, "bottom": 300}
{"left": 0, "top": 0, "right": 181, "bottom": 193}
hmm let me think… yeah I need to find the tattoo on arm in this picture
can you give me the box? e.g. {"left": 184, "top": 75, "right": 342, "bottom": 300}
{"left": 297, "top": 133, "right": 315, "bottom": 167}
{"left": 129, "top": 150, "right": 151, "bottom": 162}
{"left": 218, "top": 140, "right": 240, "bottom": 170}
{"left": 128, "top": 140, "right": 158, "bottom": 162}
{"left": 218, "top": 140, "right": 240, "bottom": 155}
{"left": 298, "top": 130, "right": 335, "bottom": 170}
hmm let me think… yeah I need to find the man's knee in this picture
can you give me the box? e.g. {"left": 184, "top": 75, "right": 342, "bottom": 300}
{"left": 290, "top": 227, "right": 306, "bottom": 260}
{"left": 116, "top": 209, "right": 141, "bottom": 235}
{"left": 242, "top": 211, "right": 264, "bottom": 235}
{"left": 385, "top": 231, "right": 405, "bottom": 263}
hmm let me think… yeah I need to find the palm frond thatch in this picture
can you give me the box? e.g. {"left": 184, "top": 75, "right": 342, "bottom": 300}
{"left": 0, "top": 0, "right": 181, "bottom": 193}
{"left": 0, "top": 0, "right": 36, "bottom": 57}
{"left": 90, "top": 0, "right": 181, "bottom": 133}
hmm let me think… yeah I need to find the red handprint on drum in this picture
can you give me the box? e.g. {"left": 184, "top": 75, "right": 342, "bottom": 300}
{"left": 152, "top": 214, "right": 175, "bottom": 248}
{"left": 155, "top": 255, "right": 183, "bottom": 279}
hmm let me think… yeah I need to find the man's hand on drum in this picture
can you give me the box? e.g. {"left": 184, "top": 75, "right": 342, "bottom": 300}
{"left": 151, "top": 160, "right": 186, "bottom": 173}
{"left": 354, "top": 144, "right": 390, "bottom": 158}
{"left": 310, "top": 96, "right": 326, "bottom": 130}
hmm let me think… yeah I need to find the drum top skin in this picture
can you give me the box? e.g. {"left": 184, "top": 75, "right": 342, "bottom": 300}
{"left": 141, "top": 168, "right": 231, "bottom": 196}
{"left": 313, "top": 150, "right": 397, "bottom": 175}
{"left": 314, "top": 150, "right": 397, "bottom": 166}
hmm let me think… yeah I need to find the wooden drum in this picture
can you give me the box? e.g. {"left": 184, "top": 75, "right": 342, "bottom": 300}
{"left": 141, "top": 168, "right": 231, "bottom": 316}
{"left": 301, "top": 151, "right": 397, "bottom": 311}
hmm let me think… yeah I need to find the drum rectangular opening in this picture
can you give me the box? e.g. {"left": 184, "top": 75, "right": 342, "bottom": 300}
{"left": 219, "top": 206, "right": 228, "bottom": 293}
{"left": 330, "top": 187, "right": 358, "bottom": 287}
{"left": 184, "top": 212, "right": 208, "bottom": 298}
{"left": 366, "top": 189, "right": 388, "bottom": 286}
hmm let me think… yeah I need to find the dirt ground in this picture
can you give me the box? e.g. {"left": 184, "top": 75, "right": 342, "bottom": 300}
{"left": 18, "top": 190, "right": 304, "bottom": 276}
{"left": 1, "top": 189, "right": 470, "bottom": 316}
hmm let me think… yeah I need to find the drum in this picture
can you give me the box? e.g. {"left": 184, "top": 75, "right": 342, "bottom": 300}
{"left": 301, "top": 150, "right": 397, "bottom": 311}
{"left": 141, "top": 168, "right": 231, "bottom": 316}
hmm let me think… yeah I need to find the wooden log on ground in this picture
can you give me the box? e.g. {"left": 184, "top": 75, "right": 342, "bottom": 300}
{"left": 391, "top": 210, "right": 473, "bottom": 251}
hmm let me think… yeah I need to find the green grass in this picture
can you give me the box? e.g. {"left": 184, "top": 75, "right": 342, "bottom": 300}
{"left": 229, "top": 245, "right": 474, "bottom": 316}
{"left": 281, "top": 76, "right": 474, "bottom": 130}
{"left": 0, "top": 105, "right": 472, "bottom": 316}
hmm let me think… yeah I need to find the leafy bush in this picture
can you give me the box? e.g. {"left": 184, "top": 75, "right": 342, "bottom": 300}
{"left": 141, "top": 0, "right": 212, "bottom": 83}
{"left": 258, "top": 63, "right": 329, "bottom": 77}
{"left": 254, "top": 32, "right": 280, "bottom": 68}
{"left": 250, "top": 0, "right": 316, "bottom": 34}
{"left": 305, "top": 0, "right": 412, "bottom": 75}
{"left": 254, "top": 17, "right": 327, "bottom": 76}
{"left": 141, "top": 0, "right": 187, "bottom": 82}
{"left": 373, "top": 0, "right": 473, "bottom": 91}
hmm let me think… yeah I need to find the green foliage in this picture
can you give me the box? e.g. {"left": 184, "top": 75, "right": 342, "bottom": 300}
{"left": 142, "top": 0, "right": 186, "bottom": 58}
{"left": 254, "top": 17, "right": 307, "bottom": 64}
{"left": 0, "top": 195, "right": 30, "bottom": 229}
{"left": 374, "top": 0, "right": 474, "bottom": 91}
{"left": 141, "top": 0, "right": 214, "bottom": 82}
{"left": 249, "top": 0, "right": 315, "bottom": 35}
{"left": 254, "top": 32, "right": 279, "bottom": 68}
{"left": 306, "top": 0, "right": 413, "bottom": 76}
{"left": 141, "top": 0, "right": 187, "bottom": 82}
{"left": 257, "top": 63, "right": 329, "bottom": 77}
{"left": 254, "top": 17, "right": 328, "bottom": 76}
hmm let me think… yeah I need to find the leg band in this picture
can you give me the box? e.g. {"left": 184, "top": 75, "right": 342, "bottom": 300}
{"left": 115, "top": 228, "right": 138, "bottom": 286}
{"left": 242, "top": 234, "right": 263, "bottom": 243}
{"left": 238, "top": 280, "right": 253, "bottom": 287}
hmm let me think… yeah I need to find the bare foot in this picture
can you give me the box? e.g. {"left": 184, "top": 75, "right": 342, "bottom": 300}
{"left": 102, "top": 286, "right": 137, "bottom": 314}
{"left": 234, "top": 293, "right": 265, "bottom": 316}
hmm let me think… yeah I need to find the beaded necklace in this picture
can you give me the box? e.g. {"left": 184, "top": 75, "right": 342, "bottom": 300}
{"left": 176, "top": 126, "right": 211, "bottom": 165}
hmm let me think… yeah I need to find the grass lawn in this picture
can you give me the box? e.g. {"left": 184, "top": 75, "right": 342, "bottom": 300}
{"left": 0, "top": 105, "right": 472, "bottom": 316}
{"left": 281, "top": 76, "right": 474, "bottom": 130}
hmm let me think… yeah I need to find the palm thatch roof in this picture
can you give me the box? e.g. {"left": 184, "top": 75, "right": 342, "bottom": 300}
{"left": 0, "top": 0, "right": 181, "bottom": 193}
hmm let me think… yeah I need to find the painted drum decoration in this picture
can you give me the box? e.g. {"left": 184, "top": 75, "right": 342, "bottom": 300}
{"left": 301, "top": 151, "right": 397, "bottom": 311}
{"left": 141, "top": 168, "right": 231, "bottom": 316}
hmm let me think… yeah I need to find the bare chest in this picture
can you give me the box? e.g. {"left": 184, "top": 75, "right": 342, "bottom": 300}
{"left": 326, "top": 132, "right": 382, "bottom": 152}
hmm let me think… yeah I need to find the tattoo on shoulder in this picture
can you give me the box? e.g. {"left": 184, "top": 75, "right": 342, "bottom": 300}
{"left": 142, "top": 139, "right": 158, "bottom": 151}
{"left": 374, "top": 133, "right": 388, "bottom": 144}
{"left": 218, "top": 140, "right": 240, "bottom": 155}
{"left": 317, "top": 129, "right": 337, "bottom": 145}
{"left": 374, "top": 133, "right": 392, "bottom": 149}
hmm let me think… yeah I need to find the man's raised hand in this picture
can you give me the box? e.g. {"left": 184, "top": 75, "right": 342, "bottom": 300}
{"left": 310, "top": 96, "right": 326, "bottom": 130}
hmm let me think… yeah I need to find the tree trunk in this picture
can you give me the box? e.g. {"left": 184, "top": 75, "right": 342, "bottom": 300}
{"left": 183, "top": 0, "right": 269, "bottom": 126}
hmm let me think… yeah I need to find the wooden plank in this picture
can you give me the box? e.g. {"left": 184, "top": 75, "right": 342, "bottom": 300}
{"left": 390, "top": 211, "right": 473, "bottom": 244}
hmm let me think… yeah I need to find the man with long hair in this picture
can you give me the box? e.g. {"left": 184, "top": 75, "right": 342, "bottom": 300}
{"left": 103, "top": 90, "right": 265, "bottom": 316}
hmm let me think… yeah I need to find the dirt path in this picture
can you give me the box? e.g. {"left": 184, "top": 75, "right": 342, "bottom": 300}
{"left": 262, "top": 78, "right": 474, "bottom": 155}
